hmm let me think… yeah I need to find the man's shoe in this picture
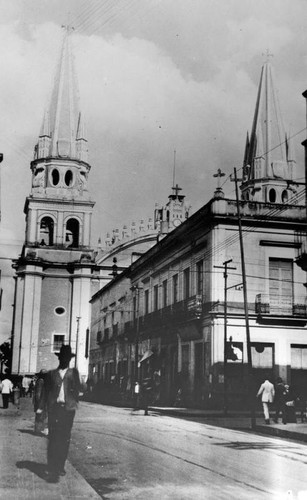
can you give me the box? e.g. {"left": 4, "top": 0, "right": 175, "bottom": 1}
{"left": 46, "top": 473, "right": 59, "bottom": 483}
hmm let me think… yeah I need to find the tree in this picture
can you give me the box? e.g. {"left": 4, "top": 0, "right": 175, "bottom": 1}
{"left": 0, "top": 342, "right": 12, "bottom": 374}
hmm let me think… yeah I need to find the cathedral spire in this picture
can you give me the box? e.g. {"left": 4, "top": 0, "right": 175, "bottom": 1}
{"left": 241, "top": 57, "right": 294, "bottom": 203}
{"left": 35, "top": 26, "right": 87, "bottom": 162}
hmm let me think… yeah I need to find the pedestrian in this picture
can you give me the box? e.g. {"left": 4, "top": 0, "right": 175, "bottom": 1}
{"left": 284, "top": 384, "right": 297, "bottom": 423}
{"left": 256, "top": 376, "right": 275, "bottom": 424}
{"left": 274, "top": 377, "right": 287, "bottom": 424}
{"left": 37, "top": 345, "right": 84, "bottom": 483}
{"left": 0, "top": 376, "right": 14, "bottom": 409}
{"left": 22, "top": 376, "right": 30, "bottom": 397}
{"left": 142, "top": 375, "right": 152, "bottom": 416}
{"left": 28, "top": 379, "right": 34, "bottom": 398}
{"left": 33, "top": 369, "right": 48, "bottom": 434}
{"left": 133, "top": 381, "right": 140, "bottom": 410}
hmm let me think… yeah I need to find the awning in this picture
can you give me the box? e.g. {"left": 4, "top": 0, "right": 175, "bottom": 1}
{"left": 138, "top": 349, "right": 154, "bottom": 367}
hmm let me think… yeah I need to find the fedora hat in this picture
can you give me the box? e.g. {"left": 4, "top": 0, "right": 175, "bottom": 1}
{"left": 56, "top": 344, "right": 76, "bottom": 359}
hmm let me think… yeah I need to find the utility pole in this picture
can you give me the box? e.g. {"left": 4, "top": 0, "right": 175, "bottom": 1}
{"left": 214, "top": 259, "right": 236, "bottom": 415}
{"left": 75, "top": 316, "right": 81, "bottom": 368}
{"left": 131, "top": 286, "right": 141, "bottom": 383}
{"left": 302, "top": 90, "right": 307, "bottom": 212}
{"left": 233, "top": 168, "right": 255, "bottom": 429}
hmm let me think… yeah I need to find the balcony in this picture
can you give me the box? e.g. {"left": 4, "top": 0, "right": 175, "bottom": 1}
{"left": 140, "top": 295, "right": 203, "bottom": 333}
{"left": 255, "top": 294, "right": 307, "bottom": 319}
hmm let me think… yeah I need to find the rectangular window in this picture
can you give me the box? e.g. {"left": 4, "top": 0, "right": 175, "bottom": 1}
{"left": 269, "top": 259, "right": 293, "bottom": 314}
{"left": 144, "top": 290, "right": 149, "bottom": 315}
{"left": 182, "top": 344, "right": 190, "bottom": 374}
{"left": 173, "top": 274, "right": 178, "bottom": 303}
{"left": 52, "top": 334, "right": 65, "bottom": 353}
{"left": 133, "top": 296, "right": 137, "bottom": 321}
{"left": 154, "top": 285, "right": 159, "bottom": 311}
{"left": 291, "top": 345, "right": 307, "bottom": 369}
{"left": 251, "top": 343, "right": 274, "bottom": 368}
{"left": 196, "top": 260, "right": 203, "bottom": 296}
{"left": 183, "top": 267, "right": 190, "bottom": 300}
{"left": 162, "top": 279, "right": 168, "bottom": 308}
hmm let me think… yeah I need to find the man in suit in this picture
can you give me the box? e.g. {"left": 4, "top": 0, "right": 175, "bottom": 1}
{"left": 257, "top": 376, "right": 275, "bottom": 424}
{"left": 37, "top": 345, "right": 83, "bottom": 483}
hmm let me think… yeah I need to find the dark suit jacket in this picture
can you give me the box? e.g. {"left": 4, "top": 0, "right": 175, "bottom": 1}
{"left": 42, "top": 367, "right": 81, "bottom": 412}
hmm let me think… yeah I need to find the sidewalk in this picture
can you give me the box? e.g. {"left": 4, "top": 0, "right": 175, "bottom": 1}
{"left": 149, "top": 406, "right": 307, "bottom": 442}
{"left": 0, "top": 398, "right": 100, "bottom": 500}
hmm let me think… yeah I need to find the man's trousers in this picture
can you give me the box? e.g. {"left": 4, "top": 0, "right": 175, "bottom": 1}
{"left": 2, "top": 394, "right": 10, "bottom": 408}
{"left": 47, "top": 404, "right": 75, "bottom": 474}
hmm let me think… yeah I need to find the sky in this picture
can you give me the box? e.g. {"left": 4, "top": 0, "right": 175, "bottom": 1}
{"left": 1, "top": 0, "right": 307, "bottom": 342}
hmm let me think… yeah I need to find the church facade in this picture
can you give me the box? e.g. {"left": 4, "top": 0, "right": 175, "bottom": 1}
{"left": 11, "top": 31, "right": 97, "bottom": 380}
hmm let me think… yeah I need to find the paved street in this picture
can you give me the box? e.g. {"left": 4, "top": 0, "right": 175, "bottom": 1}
{"left": 2, "top": 398, "right": 307, "bottom": 499}
{"left": 70, "top": 402, "right": 307, "bottom": 499}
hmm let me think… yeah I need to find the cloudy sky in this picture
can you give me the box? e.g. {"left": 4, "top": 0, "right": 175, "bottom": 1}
{"left": 0, "top": 0, "right": 307, "bottom": 341}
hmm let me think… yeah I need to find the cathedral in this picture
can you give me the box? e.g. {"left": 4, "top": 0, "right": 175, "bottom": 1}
{"left": 11, "top": 29, "right": 190, "bottom": 381}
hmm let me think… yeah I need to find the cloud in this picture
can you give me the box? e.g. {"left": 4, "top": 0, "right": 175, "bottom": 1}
{"left": 1, "top": 1, "right": 307, "bottom": 344}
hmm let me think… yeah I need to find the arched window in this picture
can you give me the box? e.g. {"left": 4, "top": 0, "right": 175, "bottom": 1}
{"left": 269, "top": 188, "right": 276, "bottom": 203}
{"left": 39, "top": 216, "right": 54, "bottom": 246}
{"left": 51, "top": 168, "right": 60, "bottom": 186}
{"left": 64, "top": 170, "right": 73, "bottom": 187}
{"left": 65, "top": 218, "right": 79, "bottom": 248}
{"left": 282, "top": 190, "right": 288, "bottom": 204}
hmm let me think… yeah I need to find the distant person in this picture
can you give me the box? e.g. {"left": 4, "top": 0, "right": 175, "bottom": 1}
{"left": 142, "top": 375, "right": 153, "bottom": 416}
{"left": 22, "top": 376, "right": 30, "bottom": 397}
{"left": 284, "top": 384, "right": 297, "bottom": 423}
{"left": 28, "top": 379, "right": 34, "bottom": 398}
{"left": 37, "top": 345, "right": 84, "bottom": 483}
{"left": 33, "top": 369, "right": 48, "bottom": 434}
{"left": 0, "top": 376, "right": 14, "bottom": 409}
{"left": 274, "top": 377, "right": 287, "bottom": 424}
{"left": 256, "top": 376, "right": 275, "bottom": 424}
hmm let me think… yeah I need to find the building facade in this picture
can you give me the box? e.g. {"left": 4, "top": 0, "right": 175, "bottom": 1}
{"left": 89, "top": 59, "right": 307, "bottom": 408}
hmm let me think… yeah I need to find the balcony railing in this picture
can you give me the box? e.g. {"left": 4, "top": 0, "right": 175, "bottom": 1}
{"left": 255, "top": 294, "right": 307, "bottom": 317}
{"left": 139, "top": 295, "right": 202, "bottom": 332}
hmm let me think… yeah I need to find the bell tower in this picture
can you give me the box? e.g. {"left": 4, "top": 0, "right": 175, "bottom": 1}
{"left": 12, "top": 28, "right": 95, "bottom": 380}
{"left": 241, "top": 56, "right": 295, "bottom": 204}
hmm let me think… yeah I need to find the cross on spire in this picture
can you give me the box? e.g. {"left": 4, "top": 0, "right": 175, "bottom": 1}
{"left": 262, "top": 49, "right": 274, "bottom": 63}
{"left": 61, "top": 24, "right": 75, "bottom": 34}
{"left": 172, "top": 183, "right": 182, "bottom": 196}
{"left": 213, "top": 168, "right": 225, "bottom": 189}
{"left": 213, "top": 168, "right": 225, "bottom": 199}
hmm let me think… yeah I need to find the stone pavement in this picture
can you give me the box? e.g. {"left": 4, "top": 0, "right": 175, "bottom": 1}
{"left": 0, "top": 398, "right": 100, "bottom": 500}
{"left": 2, "top": 398, "right": 307, "bottom": 500}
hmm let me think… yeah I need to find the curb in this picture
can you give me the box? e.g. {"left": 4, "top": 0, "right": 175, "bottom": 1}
{"left": 255, "top": 425, "right": 307, "bottom": 442}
